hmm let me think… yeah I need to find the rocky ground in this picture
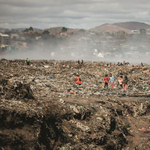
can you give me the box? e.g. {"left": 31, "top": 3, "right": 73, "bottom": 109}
{"left": 0, "top": 59, "right": 150, "bottom": 150}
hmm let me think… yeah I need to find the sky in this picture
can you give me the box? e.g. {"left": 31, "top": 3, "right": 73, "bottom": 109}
{"left": 0, "top": 0, "right": 150, "bottom": 29}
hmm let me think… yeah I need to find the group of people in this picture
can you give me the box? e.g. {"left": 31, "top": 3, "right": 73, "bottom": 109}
{"left": 74, "top": 72, "right": 128, "bottom": 91}
{"left": 26, "top": 58, "right": 128, "bottom": 90}
{"left": 104, "top": 74, "right": 128, "bottom": 90}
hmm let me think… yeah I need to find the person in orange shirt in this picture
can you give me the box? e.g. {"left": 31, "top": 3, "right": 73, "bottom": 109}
{"left": 74, "top": 73, "right": 82, "bottom": 85}
{"left": 104, "top": 74, "right": 109, "bottom": 88}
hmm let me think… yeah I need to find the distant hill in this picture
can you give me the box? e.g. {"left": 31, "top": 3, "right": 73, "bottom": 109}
{"left": 0, "top": 28, "right": 42, "bottom": 32}
{"left": 90, "top": 24, "right": 131, "bottom": 33}
{"left": 113, "top": 22, "right": 150, "bottom": 30}
{"left": 16, "top": 28, "right": 42, "bottom": 31}
{"left": 1, "top": 21, "right": 150, "bottom": 33}
{"left": 44, "top": 27, "right": 84, "bottom": 34}
{"left": 44, "top": 27, "right": 64, "bottom": 33}
{"left": 0, "top": 28, "right": 6, "bottom": 31}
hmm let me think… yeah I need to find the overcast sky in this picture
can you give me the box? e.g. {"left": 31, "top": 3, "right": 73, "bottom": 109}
{"left": 0, "top": 0, "right": 150, "bottom": 29}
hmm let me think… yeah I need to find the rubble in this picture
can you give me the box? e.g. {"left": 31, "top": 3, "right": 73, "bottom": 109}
{"left": 0, "top": 59, "right": 150, "bottom": 150}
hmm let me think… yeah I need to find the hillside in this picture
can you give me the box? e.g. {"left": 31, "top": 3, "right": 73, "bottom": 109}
{"left": 0, "top": 27, "right": 42, "bottom": 32}
{"left": 1, "top": 21, "right": 150, "bottom": 33}
{"left": 90, "top": 24, "right": 131, "bottom": 33}
{"left": 44, "top": 27, "right": 83, "bottom": 34}
{"left": 0, "top": 28, "right": 6, "bottom": 31}
{"left": 17, "top": 28, "right": 42, "bottom": 31}
{"left": 113, "top": 22, "right": 150, "bottom": 30}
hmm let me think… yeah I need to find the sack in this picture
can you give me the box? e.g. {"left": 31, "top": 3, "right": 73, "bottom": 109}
{"left": 118, "top": 79, "right": 123, "bottom": 84}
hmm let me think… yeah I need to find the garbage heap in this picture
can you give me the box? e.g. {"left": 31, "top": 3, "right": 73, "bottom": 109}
{"left": 1, "top": 59, "right": 150, "bottom": 99}
{"left": 0, "top": 59, "right": 150, "bottom": 150}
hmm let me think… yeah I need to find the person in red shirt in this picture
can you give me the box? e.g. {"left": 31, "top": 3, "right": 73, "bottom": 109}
{"left": 74, "top": 73, "right": 82, "bottom": 85}
{"left": 104, "top": 74, "right": 109, "bottom": 88}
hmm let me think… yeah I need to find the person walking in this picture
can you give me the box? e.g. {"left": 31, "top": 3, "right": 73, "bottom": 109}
{"left": 74, "top": 73, "right": 82, "bottom": 85}
{"left": 104, "top": 74, "right": 109, "bottom": 88}
{"left": 110, "top": 73, "right": 114, "bottom": 89}
{"left": 118, "top": 76, "right": 123, "bottom": 89}
{"left": 26, "top": 58, "right": 30, "bottom": 66}
{"left": 123, "top": 75, "right": 128, "bottom": 91}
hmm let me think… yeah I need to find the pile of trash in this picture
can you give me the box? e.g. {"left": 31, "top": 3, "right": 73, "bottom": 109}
{"left": 1, "top": 59, "right": 150, "bottom": 99}
{"left": 0, "top": 59, "right": 150, "bottom": 150}
{"left": 0, "top": 78, "right": 35, "bottom": 100}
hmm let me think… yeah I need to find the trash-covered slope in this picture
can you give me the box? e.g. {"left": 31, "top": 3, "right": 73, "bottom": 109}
{"left": 0, "top": 59, "right": 150, "bottom": 150}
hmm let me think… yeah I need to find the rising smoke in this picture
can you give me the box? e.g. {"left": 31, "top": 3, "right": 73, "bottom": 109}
{"left": 1, "top": 30, "right": 150, "bottom": 64}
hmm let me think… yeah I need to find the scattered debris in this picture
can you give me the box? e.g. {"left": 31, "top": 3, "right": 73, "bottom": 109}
{"left": 0, "top": 59, "right": 150, "bottom": 150}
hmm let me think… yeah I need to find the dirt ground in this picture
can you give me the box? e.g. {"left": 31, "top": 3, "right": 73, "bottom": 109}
{"left": 64, "top": 97, "right": 150, "bottom": 150}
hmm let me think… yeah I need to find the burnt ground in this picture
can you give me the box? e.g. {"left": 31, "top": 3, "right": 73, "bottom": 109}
{"left": 0, "top": 59, "right": 150, "bottom": 150}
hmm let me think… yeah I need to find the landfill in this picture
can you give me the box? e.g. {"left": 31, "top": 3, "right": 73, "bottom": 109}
{"left": 0, "top": 59, "right": 150, "bottom": 150}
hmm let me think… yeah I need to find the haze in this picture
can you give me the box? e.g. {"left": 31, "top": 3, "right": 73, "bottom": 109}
{"left": 1, "top": 0, "right": 150, "bottom": 64}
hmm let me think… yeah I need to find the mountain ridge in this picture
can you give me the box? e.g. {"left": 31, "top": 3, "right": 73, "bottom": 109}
{"left": 113, "top": 21, "right": 150, "bottom": 30}
{"left": 1, "top": 22, "right": 150, "bottom": 33}
{"left": 90, "top": 24, "right": 131, "bottom": 33}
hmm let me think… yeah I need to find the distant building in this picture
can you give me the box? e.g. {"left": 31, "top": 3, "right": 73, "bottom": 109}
{"left": 0, "top": 33, "right": 10, "bottom": 48}
{"left": 36, "top": 36, "right": 41, "bottom": 40}
{"left": 10, "top": 34, "right": 20, "bottom": 40}
{"left": 146, "top": 29, "right": 150, "bottom": 35}
{"left": 90, "top": 31, "right": 96, "bottom": 35}
{"left": 60, "top": 32, "right": 67, "bottom": 37}
{"left": 131, "top": 30, "right": 140, "bottom": 34}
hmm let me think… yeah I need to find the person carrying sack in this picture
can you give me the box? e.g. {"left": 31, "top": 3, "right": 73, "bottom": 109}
{"left": 74, "top": 73, "right": 82, "bottom": 85}
{"left": 118, "top": 76, "right": 123, "bottom": 89}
